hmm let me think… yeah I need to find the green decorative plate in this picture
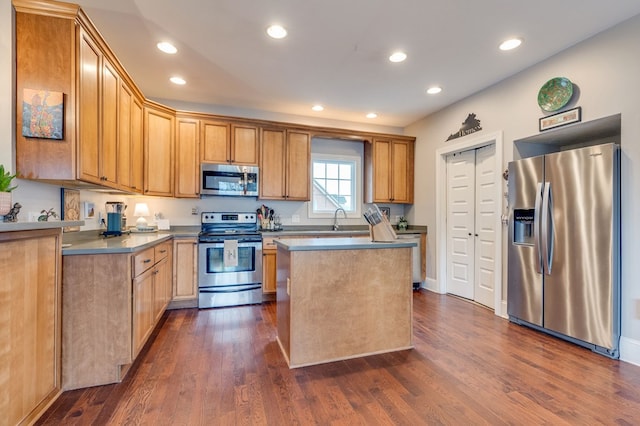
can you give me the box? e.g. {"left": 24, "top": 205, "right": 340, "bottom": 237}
{"left": 537, "top": 77, "right": 573, "bottom": 112}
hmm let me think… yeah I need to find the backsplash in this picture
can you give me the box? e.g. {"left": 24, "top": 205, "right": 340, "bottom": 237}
{"left": 10, "top": 179, "right": 405, "bottom": 231}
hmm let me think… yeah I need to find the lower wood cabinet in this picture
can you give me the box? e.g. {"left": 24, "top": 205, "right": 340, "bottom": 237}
{"left": 262, "top": 248, "right": 277, "bottom": 294}
{"left": 0, "top": 228, "right": 62, "bottom": 426}
{"left": 169, "top": 237, "right": 199, "bottom": 309}
{"left": 62, "top": 239, "right": 173, "bottom": 390}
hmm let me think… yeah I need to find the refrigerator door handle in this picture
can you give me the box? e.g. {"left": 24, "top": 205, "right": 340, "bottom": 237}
{"left": 533, "top": 182, "right": 543, "bottom": 274}
{"left": 541, "top": 182, "right": 554, "bottom": 275}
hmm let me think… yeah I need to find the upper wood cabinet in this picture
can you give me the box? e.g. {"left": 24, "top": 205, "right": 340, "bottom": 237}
{"left": 144, "top": 103, "right": 175, "bottom": 196}
{"left": 14, "top": 4, "right": 146, "bottom": 193}
{"left": 201, "top": 120, "right": 259, "bottom": 165}
{"left": 117, "top": 81, "right": 144, "bottom": 193}
{"left": 260, "top": 128, "right": 310, "bottom": 200}
{"left": 175, "top": 116, "right": 200, "bottom": 198}
{"left": 364, "top": 138, "right": 415, "bottom": 204}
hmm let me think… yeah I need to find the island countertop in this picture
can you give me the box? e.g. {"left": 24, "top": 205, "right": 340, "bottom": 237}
{"left": 274, "top": 236, "right": 417, "bottom": 251}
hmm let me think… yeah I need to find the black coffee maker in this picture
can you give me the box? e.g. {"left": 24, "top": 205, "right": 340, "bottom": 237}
{"left": 103, "top": 201, "right": 126, "bottom": 236}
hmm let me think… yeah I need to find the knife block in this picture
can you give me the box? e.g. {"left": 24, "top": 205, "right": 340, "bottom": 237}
{"left": 369, "top": 215, "right": 398, "bottom": 242}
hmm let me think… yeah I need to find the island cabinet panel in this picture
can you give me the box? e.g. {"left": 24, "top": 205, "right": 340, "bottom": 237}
{"left": 144, "top": 104, "right": 175, "bottom": 196}
{"left": 0, "top": 228, "right": 62, "bottom": 426}
{"left": 170, "top": 237, "right": 199, "bottom": 308}
{"left": 175, "top": 116, "right": 200, "bottom": 198}
{"left": 364, "top": 138, "right": 415, "bottom": 204}
{"left": 259, "top": 129, "right": 310, "bottom": 200}
{"left": 276, "top": 244, "right": 413, "bottom": 368}
{"left": 62, "top": 239, "right": 173, "bottom": 390}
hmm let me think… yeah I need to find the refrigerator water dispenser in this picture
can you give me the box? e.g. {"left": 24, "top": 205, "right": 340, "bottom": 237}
{"left": 513, "top": 209, "right": 535, "bottom": 245}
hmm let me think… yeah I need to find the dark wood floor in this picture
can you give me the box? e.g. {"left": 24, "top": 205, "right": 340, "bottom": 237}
{"left": 38, "top": 290, "right": 640, "bottom": 425}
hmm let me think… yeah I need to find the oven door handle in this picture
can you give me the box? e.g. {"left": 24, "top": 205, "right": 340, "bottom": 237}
{"left": 199, "top": 285, "right": 262, "bottom": 294}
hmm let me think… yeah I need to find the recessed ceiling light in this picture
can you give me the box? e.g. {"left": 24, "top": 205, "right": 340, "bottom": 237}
{"left": 499, "top": 37, "right": 523, "bottom": 51}
{"left": 311, "top": 104, "right": 324, "bottom": 112}
{"left": 267, "top": 25, "right": 287, "bottom": 39}
{"left": 426, "top": 86, "right": 442, "bottom": 95}
{"left": 366, "top": 113, "right": 378, "bottom": 119}
{"left": 157, "top": 41, "right": 177, "bottom": 54}
{"left": 389, "top": 51, "right": 407, "bottom": 63}
{"left": 170, "top": 76, "right": 186, "bottom": 85}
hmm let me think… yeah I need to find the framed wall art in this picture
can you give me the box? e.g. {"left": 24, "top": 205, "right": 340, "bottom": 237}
{"left": 539, "top": 106, "right": 582, "bottom": 132}
{"left": 22, "top": 88, "right": 64, "bottom": 140}
{"left": 61, "top": 188, "right": 80, "bottom": 232}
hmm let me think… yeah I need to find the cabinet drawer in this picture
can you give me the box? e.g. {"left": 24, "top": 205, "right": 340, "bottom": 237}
{"left": 133, "top": 247, "right": 155, "bottom": 277}
{"left": 154, "top": 242, "right": 170, "bottom": 262}
{"left": 262, "top": 237, "right": 277, "bottom": 249}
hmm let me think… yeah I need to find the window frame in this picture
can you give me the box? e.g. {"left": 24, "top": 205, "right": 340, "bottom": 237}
{"left": 308, "top": 153, "right": 362, "bottom": 219}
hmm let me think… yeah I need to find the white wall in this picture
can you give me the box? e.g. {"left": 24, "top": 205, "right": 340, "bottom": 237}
{"left": 405, "top": 14, "right": 640, "bottom": 364}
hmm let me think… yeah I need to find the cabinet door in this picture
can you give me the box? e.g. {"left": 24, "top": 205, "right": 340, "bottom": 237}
{"left": 130, "top": 97, "right": 144, "bottom": 192}
{"left": 118, "top": 82, "right": 143, "bottom": 193}
{"left": 153, "top": 256, "right": 170, "bottom": 323}
{"left": 78, "top": 31, "right": 101, "bottom": 184}
{"left": 390, "top": 140, "right": 414, "bottom": 203}
{"left": 0, "top": 229, "right": 61, "bottom": 426}
{"left": 259, "top": 128, "right": 286, "bottom": 199}
{"left": 118, "top": 82, "right": 133, "bottom": 190}
{"left": 144, "top": 106, "right": 174, "bottom": 196}
{"left": 173, "top": 238, "right": 198, "bottom": 301}
{"left": 286, "top": 131, "right": 310, "bottom": 201}
{"left": 132, "top": 267, "right": 154, "bottom": 357}
{"left": 101, "top": 59, "right": 119, "bottom": 186}
{"left": 175, "top": 117, "right": 200, "bottom": 198}
{"left": 262, "top": 249, "right": 277, "bottom": 293}
{"left": 232, "top": 124, "right": 259, "bottom": 165}
{"left": 201, "top": 120, "right": 230, "bottom": 163}
{"left": 373, "top": 139, "right": 393, "bottom": 202}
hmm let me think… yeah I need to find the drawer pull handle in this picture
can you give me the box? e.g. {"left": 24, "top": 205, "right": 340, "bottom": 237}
{"left": 143, "top": 259, "right": 152, "bottom": 264}
{"left": 159, "top": 249, "right": 167, "bottom": 253}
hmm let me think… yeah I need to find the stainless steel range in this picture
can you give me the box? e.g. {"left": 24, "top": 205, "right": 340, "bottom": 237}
{"left": 198, "top": 212, "right": 263, "bottom": 309}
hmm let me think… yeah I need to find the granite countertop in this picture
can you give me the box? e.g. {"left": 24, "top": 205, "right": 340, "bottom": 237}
{"left": 0, "top": 220, "right": 85, "bottom": 232}
{"left": 60, "top": 226, "right": 200, "bottom": 255}
{"left": 274, "top": 236, "right": 418, "bottom": 251}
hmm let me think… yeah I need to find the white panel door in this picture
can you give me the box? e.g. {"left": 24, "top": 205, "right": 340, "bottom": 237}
{"left": 474, "top": 144, "right": 496, "bottom": 308}
{"left": 445, "top": 145, "right": 497, "bottom": 308}
{"left": 446, "top": 150, "right": 475, "bottom": 299}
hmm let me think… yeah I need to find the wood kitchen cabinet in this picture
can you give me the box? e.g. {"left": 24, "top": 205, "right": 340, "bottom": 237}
{"left": 117, "top": 81, "right": 144, "bottom": 193}
{"left": 144, "top": 102, "right": 175, "bottom": 196}
{"left": 0, "top": 228, "right": 62, "bottom": 426}
{"left": 365, "top": 138, "right": 415, "bottom": 204}
{"left": 260, "top": 128, "right": 310, "bottom": 200}
{"left": 175, "top": 116, "right": 200, "bottom": 198}
{"left": 62, "top": 239, "right": 173, "bottom": 390}
{"left": 14, "top": 2, "right": 146, "bottom": 192}
{"left": 201, "top": 120, "right": 259, "bottom": 165}
{"left": 170, "top": 237, "right": 199, "bottom": 308}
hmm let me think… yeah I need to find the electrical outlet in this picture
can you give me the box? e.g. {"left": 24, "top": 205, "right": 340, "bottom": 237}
{"left": 395, "top": 215, "right": 401, "bottom": 223}
{"left": 292, "top": 214, "right": 300, "bottom": 223}
{"left": 191, "top": 206, "right": 199, "bottom": 215}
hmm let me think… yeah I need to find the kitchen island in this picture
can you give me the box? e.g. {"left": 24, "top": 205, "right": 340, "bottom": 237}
{"left": 274, "top": 237, "right": 416, "bottom": 368}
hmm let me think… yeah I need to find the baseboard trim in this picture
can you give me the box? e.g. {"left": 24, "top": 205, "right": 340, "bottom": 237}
{"left": 620, "top": 336, "right": 640, "bottom": 366}
{"left": 423, "top": 277, "right": 441, "bottom": 293}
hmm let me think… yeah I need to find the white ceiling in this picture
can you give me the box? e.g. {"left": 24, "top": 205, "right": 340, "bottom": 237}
{"left": 73, "top": 0, "right": 640, "bottom": 128}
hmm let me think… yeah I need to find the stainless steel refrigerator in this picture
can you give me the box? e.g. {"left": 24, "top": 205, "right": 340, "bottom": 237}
{"left": 507, "top": 143, "right": 620, "bottom": 358}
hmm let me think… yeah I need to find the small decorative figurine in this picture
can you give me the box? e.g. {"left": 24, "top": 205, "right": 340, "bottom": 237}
{"left": 4, "top": 202, "right": 22, "bottom": 222}
{"left": 38, "top": 208, "right": 59, "bottom": 222}
{"left": 397, "top": 216, "right": 409, "bottom": 231}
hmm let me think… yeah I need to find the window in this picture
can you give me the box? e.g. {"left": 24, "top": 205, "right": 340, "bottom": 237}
{"left": 309, "top": 153, "right": 361, "bottom": 218}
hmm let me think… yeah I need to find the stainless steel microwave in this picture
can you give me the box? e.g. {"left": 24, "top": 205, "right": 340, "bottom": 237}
{"left": 200, "top": 164, "right": 259, "bottom": 197}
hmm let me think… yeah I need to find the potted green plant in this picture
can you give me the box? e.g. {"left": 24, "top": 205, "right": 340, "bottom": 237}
{"left": 0, "top": 165, "right": 17, "bottom": 216}
{"left": 397, "top": 216, "right": 408, "bottom": 231}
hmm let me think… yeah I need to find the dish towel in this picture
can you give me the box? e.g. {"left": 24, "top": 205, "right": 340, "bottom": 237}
{"left": 223, "top": 239, "right": 238, "bottom": 268}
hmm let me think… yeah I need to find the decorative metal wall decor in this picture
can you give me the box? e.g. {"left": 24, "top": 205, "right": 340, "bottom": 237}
{"left": 446, "top": 113, "right": 482, "bottom": 141}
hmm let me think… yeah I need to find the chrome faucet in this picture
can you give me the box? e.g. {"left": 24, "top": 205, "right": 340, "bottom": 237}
{"left": 333, "top": 208, "right": 347, "bottom": 231}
